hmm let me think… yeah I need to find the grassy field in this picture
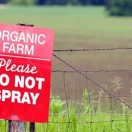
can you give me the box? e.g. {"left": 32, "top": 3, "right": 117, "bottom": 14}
{"left": 1, "top": 6, "right": 131, "bottom": 70}
{"left": 0, "top": 89, "right": 131, "bottom": 132}
{"left": 0, "top": 6, "right": 132, "bottom": 67}
{"left": 0, "top": 6, "right": 132, "bottom": 131}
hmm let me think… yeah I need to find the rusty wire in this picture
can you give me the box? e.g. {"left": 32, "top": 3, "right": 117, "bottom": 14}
{"left": 54, "top": 47, "right": 132, "bottom": 52}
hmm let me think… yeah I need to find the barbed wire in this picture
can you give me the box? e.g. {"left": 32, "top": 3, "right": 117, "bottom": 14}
{"left": 50, "top": 112, "right": 132, "bottom": 117}
{"left": 44, "top": 50, "right": 132, "bottom": 131}
{"left": 53, "top": 47, "right": 132, "bottom": 52}
{"left": 50, "top": 113, "right": 132, "bottom": 116}
{"left": 48, "top": 119, "right": 132, "bottom": 124}
{"left": 52, "top": 69, "right": 132, "bottom": 73}
{"left": 50, "top": 95, "right": 132, "bottom": 100}
{"left": 53, "top": 53, "right": 132, "bottom": 109}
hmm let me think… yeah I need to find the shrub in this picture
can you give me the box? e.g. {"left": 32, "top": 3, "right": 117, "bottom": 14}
{"left": 8, "top": 0, "right": 35, "bottom": 5}
{"left": 68, "top": 0, "right": 80, "bottom": 5}
{"left": 0, "top": 0, "right": 7, "bottom": 4}
{"left": 106, "top": 0, "right": 132, "bottom": 16}
{"left": 45, "top": 0, "right": 68, "bottom": 5}
{"left": 91, "top": 0, "right": 105, "bottom": 5}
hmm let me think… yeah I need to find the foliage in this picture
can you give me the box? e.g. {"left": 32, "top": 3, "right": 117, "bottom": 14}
{"left": 8, "top": 0, "right": 106, "bottom": 5}
{"left": 78, "top": 0, "right": 90, "bottom": 5}
{"left": 50, "top": 96, "right": 66, "bottom": 114}
{"left": 0, "top": 0, "right": 7, "bottom": 4}
{"left": 34, "top": 82, "right": 132, "bottom": 131}
{"left": 45, "top": 0, "right": 68, "bottom": 5}
{"left": 8, "top": 0, "right": 35, "bottom": 5}
{"left": 0, "top": 85, "right": 131, "bottom": 131}
{"left": 90, "top": 0, "right": 105, "bottom": 5}
{"left": 106, "top": 0, "right": 132, "bottom": 16}
{"left": 36, "top": 0, "right": 46, "bottom": 5}
{"left": 45, "top": 0, "right": 106, "bottom": 5}
{"left": 36, "top": 76, "right": 132, "bottom": 131}
{"left": 68, "top": 0, "right": 80, "bottom": 5}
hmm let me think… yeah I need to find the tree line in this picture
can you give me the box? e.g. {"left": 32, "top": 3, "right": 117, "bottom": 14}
{"left": 0, "top": 0, "right": 132, "bottom": 16}
{"left": 0, "top": 0, "right": 106, "bottom": 5}
{"left": 36, "top": 0, "right": 106, "bottom": 5}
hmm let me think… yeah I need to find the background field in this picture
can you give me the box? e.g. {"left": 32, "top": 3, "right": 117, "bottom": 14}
{"left": 0, "top": 5, "right": 132, "bottom": 132}
{"left": 0, "top": 6, "right": 132, "bottom": 99}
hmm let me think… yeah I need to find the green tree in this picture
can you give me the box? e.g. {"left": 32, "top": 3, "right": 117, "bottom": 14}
{"left": 106, "top": 0, "right": 132, "bottom": 16}
{"left": 0, "top": 0, "right": 7, "bottom": 3}
{"left": 54, "top": 0, "right": 68, "bottom": 5}
{"left": 68, "top": 0, "right": 80, "bottom": 5}
{"left": 36, "top": 0, "right": 46, "bottom": 5}
{"left": 79, "top": 0, "right": 90, "bottom": 5}
{"left": 8, "top": 0, "right": 34, "bottom": 5}
{"left": 91, "top": 0, "right": 105, "bottom": 5}
{"left": 75, "top": 0, "right": 106, "bottom": 5}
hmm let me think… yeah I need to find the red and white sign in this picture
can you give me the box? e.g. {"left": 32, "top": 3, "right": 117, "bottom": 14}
{"left": 0, "top": 23, "right": 54, "bottom": 123}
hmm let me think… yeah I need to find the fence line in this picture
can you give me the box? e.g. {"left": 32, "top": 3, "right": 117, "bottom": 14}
{"left": 50, "top": 113, "right": 132, "bottom": 116}
{"left": 53, "top": 53, "right": 132, "bottom": 110}
{"left": 52, "top": 69, "right": 132, "bottom": 73}
{"left": 51, "top": 49, "right": 132, "bottom": 132}
{"left": 50, "top": 95, "right": 131, "bottom": 100}
{"left": 49, "top": 120, "right": 131, "bottom": 124}
{"left": 0, "top": 48, "right": 132, "bottom": 132}
{"left": 54, "top": 47, "right": 132, "bottom": 52}
{"left": 48, "top": 65, "right": 132, "bottom": 131}
{"left": 48, "top": 119, "right": 132, "bottom": 124}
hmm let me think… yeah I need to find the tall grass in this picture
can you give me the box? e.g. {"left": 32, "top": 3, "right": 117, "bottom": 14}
{"left": 0, "top": 76, "right": 131, "bottom": 131}
{"left": 35, "top": 76, "right": 132, "bottom": 132}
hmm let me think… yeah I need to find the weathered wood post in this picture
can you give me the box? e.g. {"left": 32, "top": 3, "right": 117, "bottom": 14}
{"left": 8, "top": 120, "right": 25, "bottom": 132}
{"left": 30, "top": 122, "right": 35, "bottom": 132}
{"left": 8, "top": 120, "right": 36, "bottom": 132}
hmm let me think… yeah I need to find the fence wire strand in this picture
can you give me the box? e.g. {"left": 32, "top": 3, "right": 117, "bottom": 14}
{"left": 52, "top": 69, "right": 132, "bottom": 73}
{"left": 54, "top": 47, "right": 132, "bottom": 52}
{"left": 47, "top": 119, "right": 132, "bottom": 124}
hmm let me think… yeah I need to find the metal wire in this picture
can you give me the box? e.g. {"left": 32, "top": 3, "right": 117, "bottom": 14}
{"left": 53, "top": 53, "right": 132, "bottom": 110}
{"left": 51, "top": 49, "right": 132, "bottom": 131}
{"left": 47, "top": 119, "right": 132, "bottom": 124}
{"left": 54, "top": 47, "right": 132, "bottom": 52}
{"left": 51, "top": 51, "right": 132, "bottom": 131}
{"left": 50, "top": 95, "right": 131, "bottom": 100}
{"left": 52, "top": 69, "right": 132, "bottom": 73}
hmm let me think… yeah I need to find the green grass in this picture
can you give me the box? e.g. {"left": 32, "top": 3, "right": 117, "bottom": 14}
{"left": 34, "top": 89, "right": 132, "bottom": 132}
{"left": 0, "top": 96, "right": 131, "bottom": 132}
{"left": 1, "top": 6, "right": 132, "bottom": 47}
{"left": 0, "top": 6, "right": 132, "bottom": 131}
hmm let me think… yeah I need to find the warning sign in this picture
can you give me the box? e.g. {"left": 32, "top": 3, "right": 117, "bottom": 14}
{"left": 0, "top": 23, "right": 54, "bottom": 123}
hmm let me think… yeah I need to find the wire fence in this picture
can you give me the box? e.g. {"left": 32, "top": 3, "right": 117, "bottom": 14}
{"left": 53, "top": 47, "right": 132, "bottom": 52}
{"left": 0, "top": 47, "right": 132, "bottom": 132}
{"left": 47, "top": 48, "right": 132, "bottom": 132}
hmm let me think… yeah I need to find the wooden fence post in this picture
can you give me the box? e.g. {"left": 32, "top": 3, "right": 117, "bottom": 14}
{"left": 29, "top": 122, "right": 35, "bottom": 132}
{"left": 8, "top": 120, "right": 25, "bottom": 132}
